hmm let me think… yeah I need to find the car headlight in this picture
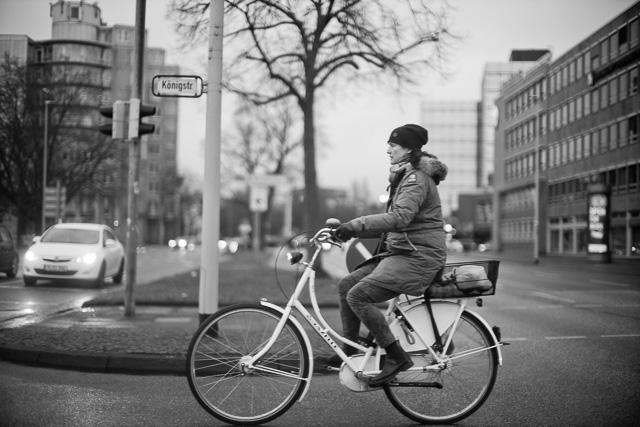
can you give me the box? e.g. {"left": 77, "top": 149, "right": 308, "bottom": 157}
{"left": 25, "top": 250, "right": 37, "bottom": 262}
{"left": 77, "top": 253, "right": 98, "bottom": 264}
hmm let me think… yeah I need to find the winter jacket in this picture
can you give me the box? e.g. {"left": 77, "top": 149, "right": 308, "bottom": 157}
{"left": 344, "top": 153, "right": 448, "bottom": 296}
{"left": 348, "top": 153, "right": 448, "bottom": 253}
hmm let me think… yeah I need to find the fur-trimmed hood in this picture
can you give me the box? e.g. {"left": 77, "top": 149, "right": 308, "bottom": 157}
{"left": 389, "top": 152, "right": 448, "bottom": 185}
{"left": 416, "top": 153, "right": 448, "bottom": 185}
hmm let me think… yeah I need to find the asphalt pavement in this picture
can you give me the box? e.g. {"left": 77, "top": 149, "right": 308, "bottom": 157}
{"left": 0, "top": 248, "right": 637, "bottom": 375}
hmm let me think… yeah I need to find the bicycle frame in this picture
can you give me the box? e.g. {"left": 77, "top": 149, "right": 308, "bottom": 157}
{"left": 245, "top": 227, "right": 502, "bottom": 401}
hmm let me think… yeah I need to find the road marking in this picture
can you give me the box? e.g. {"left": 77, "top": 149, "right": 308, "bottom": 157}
{"left": 155, "top": 317, "right": 192, "bottom": 323}
{"left": 589, "top": 279, "right": 629, "bottom": 287}
{"left": 601, "top": 334, "right": 640, "bottom": 338}
{"left": 574, "top": 304, "right": 604, "bottom": 308}
{"left": 533, "top": 272, "right": 561, "bottom": 279}
{"left": 532, "top": 292, "right": 575, "bottom": 304}
{"left": 545, "top": 336, "right": 588, "bottom": 340}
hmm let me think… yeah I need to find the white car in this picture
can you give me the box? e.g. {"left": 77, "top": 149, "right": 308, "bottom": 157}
{"left": 23, "top": 223, "right": 125, "bottom": 287}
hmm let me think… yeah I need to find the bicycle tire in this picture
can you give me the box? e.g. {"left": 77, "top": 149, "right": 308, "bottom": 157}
{"left": 384, "top": 310, "right": 499, "bottom": 424}
{"left": 186, "top": 304, "right": 310, "bottom": 426}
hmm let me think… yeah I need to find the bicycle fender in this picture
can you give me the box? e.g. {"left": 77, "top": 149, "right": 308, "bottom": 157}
{"left": 463, "top": 308, "right": 503, "bottom": 365}
{"left": 395, "top": 300, "right": 460, "bottom": 352}
{"left": 259, "top": 300, "right": 314, "bottom": 401}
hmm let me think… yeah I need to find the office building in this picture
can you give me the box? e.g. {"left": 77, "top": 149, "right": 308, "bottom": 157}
{"left": 494, "top": 2, "right": 640, "bottom": 259}
{"left": 0, "top": 1, "right": 180, "bottom": 244}
{"left": 421, "top": 100, "right": 479, "bottom": 220}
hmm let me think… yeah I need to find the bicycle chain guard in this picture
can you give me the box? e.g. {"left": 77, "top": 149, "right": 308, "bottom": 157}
{"left": 339, "top": 355, "right": 381, "bottom": 393}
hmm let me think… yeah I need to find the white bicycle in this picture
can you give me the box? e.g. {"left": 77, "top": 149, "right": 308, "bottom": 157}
{"left": 186, "top": 220, "right": 504, "bottom": 425}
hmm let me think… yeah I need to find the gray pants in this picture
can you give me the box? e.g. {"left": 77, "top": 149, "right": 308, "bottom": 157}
{"left": 338, "top": 262, "right": 399, "bottom": 349}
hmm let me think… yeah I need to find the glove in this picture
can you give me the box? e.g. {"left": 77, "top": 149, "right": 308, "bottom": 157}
{"left": 335, "top": 223, "right": 356, "bottom": 241}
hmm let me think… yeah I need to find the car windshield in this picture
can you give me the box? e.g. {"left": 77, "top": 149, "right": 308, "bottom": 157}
{"left": 41, "top": 228, "right": 99, "bottom": 244}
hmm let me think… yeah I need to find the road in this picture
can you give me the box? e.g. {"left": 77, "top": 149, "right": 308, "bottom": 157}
{"left": 0, "top": 249, "right": 639, "bottom": 426}
{"left": 0, "top": 245, "right": 201, "bottom": 325}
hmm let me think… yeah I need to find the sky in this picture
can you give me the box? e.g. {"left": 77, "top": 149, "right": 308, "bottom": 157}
{"left": 1, "top": 0, "right": 638, "bottom": 198}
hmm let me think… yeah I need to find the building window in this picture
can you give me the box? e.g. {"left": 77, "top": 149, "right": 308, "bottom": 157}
{"left": 629, "top": 164, "right": 638, "bottom": 191}
{"left": 569, "top": 60, "right": 576, "bottom": 83}
{"left": 71, "top": 6, "right": 79, "bottom": 19}
{"left": 609, "top": 123, "right": 618, "bottom": 150}
{"left": 569, "top": 99, "right": 575, "bottom": 123}
{"left": 600, "top": 127, "right": 608, "bottom": 153}
{"left": 584, "top": 133, "right": 591, "bottom": 157}
{"left": 583, "top": 92, "right": 591, "bottom": 116}
{"left": 591, "top": 44, "right": 600, "bottom": 70}
{"left": 600, "top": 83, "right": 608, "bottom": 109}
{"left": 610, "top": 77, "right": 618, "bottom": 105}
{"left": 620, "top": 119, "right": 629, "bottom": 146}
{"left": 576, "top": 135, "right": 583, "bottom": 160}
{"left": 619, "top": 25, "right": 629, "bottom": 52}
{"left": 631, "top": 18, "right": 639, "bottom": 47}
{"left": 576, "top": 96, "right": 583, "bottom": 120}
{"left": 620, "top": 72, "right": 628, "bottom": 100}
{"left": 630, "top": 114, "right": 639, "bottom": 143}
{"left": 592, "top": 131, "right": 600, "bottom": 154}
{"left": 592, "top": 89, "right": 599, "bottom": 113}
{"left": 600, "top": 39, "right": 609, "bottom": 64}
{"left": 631, "top": 66, "right": 639, "bottom": 94}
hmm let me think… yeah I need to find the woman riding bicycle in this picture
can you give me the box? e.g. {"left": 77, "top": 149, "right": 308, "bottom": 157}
{"left": 316, "top": 124, "right": 448, "bottom": 387}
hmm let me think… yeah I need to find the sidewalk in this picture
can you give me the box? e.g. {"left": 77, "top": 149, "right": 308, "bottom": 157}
{"left": 0, "top": 250, "right": 343, "bottom": 375}
{"left": 0, "top": 248, "right": 637, "bottom": 375}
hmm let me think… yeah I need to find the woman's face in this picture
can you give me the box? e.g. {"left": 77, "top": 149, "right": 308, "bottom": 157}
{"left": 387, "top": 142, "right": 411, "bottom": 165}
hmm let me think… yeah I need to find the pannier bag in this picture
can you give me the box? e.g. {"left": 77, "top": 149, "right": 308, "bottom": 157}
{"left": 426, "top": 261, "right": 498, "bottom": 299}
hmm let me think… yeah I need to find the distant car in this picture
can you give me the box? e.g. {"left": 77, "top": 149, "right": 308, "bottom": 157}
{"left": 22, "top": 223, "right": 125, "bottom": 287}
{"left": 446, "top": 239, "right": 464, "bottom": 253}
{"left": 168, "top": 236, "right": 197, "bottom": 251}
{"left": 0, "top": 225, "right": 20, "bottom": 278}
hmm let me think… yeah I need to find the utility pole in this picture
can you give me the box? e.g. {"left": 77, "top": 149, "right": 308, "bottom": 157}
{"left": 124, "top": 0, "right": 147, "bottom": 317}
{"left": 198, "top": 0, "right": 224, "bottom": 323}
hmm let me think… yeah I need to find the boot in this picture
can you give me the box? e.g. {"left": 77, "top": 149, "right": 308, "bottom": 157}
{"left": 369, "top": 341, "right": 414, "bottom": 387}
{"left": 315, "top": 345, "right": 358, "bottom": 369}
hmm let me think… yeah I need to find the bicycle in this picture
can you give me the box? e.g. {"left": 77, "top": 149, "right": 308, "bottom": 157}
{"left": 186, "top": 219, "right": 505, "bottom": 425}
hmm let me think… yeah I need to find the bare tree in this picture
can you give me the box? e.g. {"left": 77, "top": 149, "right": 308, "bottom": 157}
{"left": 0, "top": 54, "right": 119, "bottom": 236}
{"left": 222, "top": 99, "right": 302, "bottom": 244}
{"left": 169, "top": 0, "right": 452, "bottom": 229}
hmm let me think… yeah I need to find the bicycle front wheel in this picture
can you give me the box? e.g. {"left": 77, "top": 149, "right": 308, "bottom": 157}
{"left": 384, "top": 310, "right": 499, "bottom": 424}
{"left": 186, "top": 304, "right": 310, "bottom": 426}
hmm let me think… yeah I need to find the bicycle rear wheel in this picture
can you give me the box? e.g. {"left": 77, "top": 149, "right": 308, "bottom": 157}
{"left": 186, "top": 304, "right": 309, "bottom": 426}
{"left": 384, "top": 311, "right": 498, "bottom": 424}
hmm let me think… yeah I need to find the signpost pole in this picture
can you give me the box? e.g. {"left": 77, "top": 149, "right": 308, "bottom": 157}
{"left": 198, "top": 0, "right": 224, "bottom": 323}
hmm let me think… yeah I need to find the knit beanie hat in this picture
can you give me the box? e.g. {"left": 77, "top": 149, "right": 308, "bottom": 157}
{"left": 388, "top": 124, "right": 429, "bottom": 150}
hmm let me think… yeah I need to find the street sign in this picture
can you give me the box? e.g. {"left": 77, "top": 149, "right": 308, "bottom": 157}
{"left": 44, "top": 186, "right": 66, "bottom": 218}
{"left": 152, "top": 75, "right": 204, "bottom": 98}
{"left": 250, "top": 185, "right": 269, "bottom": 212}
{"left": 248, "top": 174, "right": 290, "bottom": 188}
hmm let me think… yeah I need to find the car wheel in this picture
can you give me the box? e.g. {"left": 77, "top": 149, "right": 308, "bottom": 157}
{"left": 6, "top": 256, "right": 19, "bottom": 278}
{"left": 23, "top": 276, "right": 36, "bottom": 286}
{"left": 112, "top": 259, "right": 125, "bottom": 284}
{"left": 94, "top": 262, "right": 106, "bottom": 288}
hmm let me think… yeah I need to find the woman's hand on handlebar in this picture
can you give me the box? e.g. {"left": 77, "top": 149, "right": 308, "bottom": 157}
{"left": 334, "top": 223, "right": 355, "bottom": 242}
{"left": 324, "top": 218, "right": 355, "bottom": 243}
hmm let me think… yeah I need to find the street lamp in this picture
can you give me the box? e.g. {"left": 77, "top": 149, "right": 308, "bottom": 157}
{"left": 42, "top": 99, "right": 54, "bottom": 234}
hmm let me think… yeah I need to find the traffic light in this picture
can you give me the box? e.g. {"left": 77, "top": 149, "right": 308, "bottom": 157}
{"left": 98, "top": 100, "right": 126, "bottom": 139}
{"left": 128, "top": 98, "right": 156, "bottom": 139}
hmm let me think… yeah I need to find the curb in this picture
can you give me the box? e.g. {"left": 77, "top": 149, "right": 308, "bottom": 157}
{"left": 0, "top": 344, "right": 335, "bottom": 375}
{"left": 0, "top": 345, "right": 187, "bottom": 375}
